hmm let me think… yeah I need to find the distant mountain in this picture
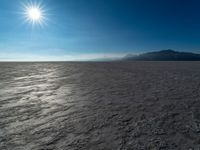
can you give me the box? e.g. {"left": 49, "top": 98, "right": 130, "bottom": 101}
{"left": 123, "top": 50, "right": 200, "bottom": 61}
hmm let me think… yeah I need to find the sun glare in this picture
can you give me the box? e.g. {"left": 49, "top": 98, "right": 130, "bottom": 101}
{"left": 22, "top": 1, "right": 47, "bottom": 27}
{"left": 28, "top": 7, "right": 41, "bottom": 21}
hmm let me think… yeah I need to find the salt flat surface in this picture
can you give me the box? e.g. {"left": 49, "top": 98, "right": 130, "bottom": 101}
{"left": 1, "top": 62, "right": 200, "bottom": 150}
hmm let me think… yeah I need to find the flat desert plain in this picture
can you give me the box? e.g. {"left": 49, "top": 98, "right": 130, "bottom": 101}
{"left": 0, "top": 62, "right": 200, "bottom": 150}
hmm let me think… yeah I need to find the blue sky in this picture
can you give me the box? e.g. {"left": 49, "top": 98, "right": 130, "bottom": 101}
{"left": 1, "top": 0, "right": 200, "bottom": 61}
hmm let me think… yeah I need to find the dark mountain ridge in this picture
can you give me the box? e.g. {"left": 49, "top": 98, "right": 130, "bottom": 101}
{"left": 124, "top": 49, "right": 200, "bottom": 61}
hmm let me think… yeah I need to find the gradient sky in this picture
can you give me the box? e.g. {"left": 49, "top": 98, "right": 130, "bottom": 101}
{"left": 1, "top": 0, "right": 200, "bottom": 61}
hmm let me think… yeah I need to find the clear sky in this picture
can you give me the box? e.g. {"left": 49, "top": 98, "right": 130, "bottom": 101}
{"left": 1, "top": 0, "right": 200, "bottom": 61}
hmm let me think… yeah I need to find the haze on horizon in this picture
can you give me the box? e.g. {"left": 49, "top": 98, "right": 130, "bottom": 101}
{"left": 1, "top": 0, "right": 200, "bottom": 61}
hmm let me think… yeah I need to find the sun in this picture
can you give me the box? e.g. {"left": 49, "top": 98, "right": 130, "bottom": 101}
{"left": 22, "top": 1, "right": 47, "bottom": 27}
{"left": 28, "top": 7, "right": 41, "bottom": 21}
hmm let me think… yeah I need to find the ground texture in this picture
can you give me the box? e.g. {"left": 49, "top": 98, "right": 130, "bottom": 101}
{"left": 1, "top": 62, "right": 200, "bottom": 150}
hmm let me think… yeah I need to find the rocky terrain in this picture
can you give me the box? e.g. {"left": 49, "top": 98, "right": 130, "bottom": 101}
{"left": 1, "top": 62, "right": 200, "bottom": 150}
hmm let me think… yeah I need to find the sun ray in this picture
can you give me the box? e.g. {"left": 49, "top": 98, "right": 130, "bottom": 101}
{"left": 21, "top": 0, "right": 48, "bottom": 28}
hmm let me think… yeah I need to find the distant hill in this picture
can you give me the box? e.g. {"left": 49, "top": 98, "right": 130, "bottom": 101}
{"left": 123, "top": 50, "right": 200, "bottom": 61}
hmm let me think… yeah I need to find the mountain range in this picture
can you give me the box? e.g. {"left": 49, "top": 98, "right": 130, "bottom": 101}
{"left": 123, "top": 50, "right": 200, "bottom": 61}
